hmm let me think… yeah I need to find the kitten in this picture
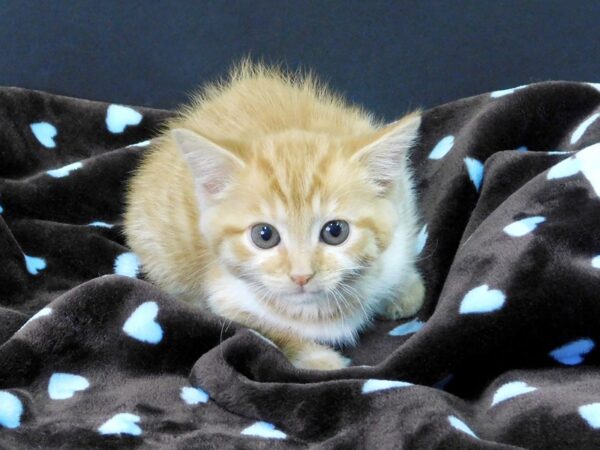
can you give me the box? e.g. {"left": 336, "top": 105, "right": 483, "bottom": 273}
{"left": 124, "top": 60, "right": 424, "bottom": 370}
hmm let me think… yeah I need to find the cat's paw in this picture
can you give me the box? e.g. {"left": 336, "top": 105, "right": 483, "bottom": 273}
{"left": 381, "top": 274, "right": 425, "bottom": 320}
{"left": 291, "top": 345, "right": 351, "bottom": 371}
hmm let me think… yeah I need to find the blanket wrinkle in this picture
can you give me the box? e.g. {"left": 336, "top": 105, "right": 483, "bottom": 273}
{"left": 0, "top": 82, "right": 599, "bottom": 448}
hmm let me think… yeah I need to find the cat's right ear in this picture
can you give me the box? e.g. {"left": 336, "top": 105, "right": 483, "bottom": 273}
{"left": 171, "top": 128, "right": 245, "bottom": 208}
{"left": 350, "top": 112, "right": 421, "bottom": 193}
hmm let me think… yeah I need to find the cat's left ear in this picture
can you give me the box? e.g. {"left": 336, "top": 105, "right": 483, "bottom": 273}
{"left": 172, "top": 128, "right": 245, "bottom": 208}
{"left": 351, "top": 111, "right": 421, "bottom": 191}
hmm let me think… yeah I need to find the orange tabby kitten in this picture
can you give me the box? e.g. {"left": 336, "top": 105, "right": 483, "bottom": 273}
{"left": 124, "top": 60, "right": 424, "bottom": 370}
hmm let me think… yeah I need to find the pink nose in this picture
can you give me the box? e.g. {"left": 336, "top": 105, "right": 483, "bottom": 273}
{"left": 290, "top": 273, "right": 314, "bottom": 286}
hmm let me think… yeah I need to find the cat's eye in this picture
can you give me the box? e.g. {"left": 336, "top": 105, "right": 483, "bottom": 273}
{"left": 250, "top": 223, "right": 281, "bottom": 249}
{"left": 320, "top": 220, "right": 350, "bottom": 245}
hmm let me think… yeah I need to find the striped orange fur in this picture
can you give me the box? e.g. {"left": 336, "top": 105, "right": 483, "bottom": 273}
{"left": 124, "top": 60, "right": 425, "bottom": 370}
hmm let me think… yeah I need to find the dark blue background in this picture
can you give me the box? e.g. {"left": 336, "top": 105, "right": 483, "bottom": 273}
{"left": 2, "top": 0, "right": 599, "bottom": 120}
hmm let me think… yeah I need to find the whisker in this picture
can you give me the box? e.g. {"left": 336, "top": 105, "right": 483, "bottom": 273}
{"left": 338, "top": 282, "right": 369, "bottom": 318}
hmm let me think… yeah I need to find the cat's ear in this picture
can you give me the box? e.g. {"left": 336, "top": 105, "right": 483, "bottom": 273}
{"left": 351, "top": 111, "right": 421, "bottom": 192}
{"left": 172, "top": 128, "right": 245, "bottom": 207}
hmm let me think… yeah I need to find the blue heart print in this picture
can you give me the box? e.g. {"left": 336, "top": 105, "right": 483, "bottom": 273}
{"left": 30, "top": 122, "right": 57, "bottom": 148}
{"left": 428, "top": 136, "right": 454, "bottom": 160}
{"left": 106, "top": 105, "right": 143, "bottom": 133}
{"left": 241, "top": 421, "right": 287, "bottom": 439}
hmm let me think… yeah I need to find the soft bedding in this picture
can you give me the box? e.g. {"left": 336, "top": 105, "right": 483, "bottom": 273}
{"left": 1, "top": 82, "right": 600, "bottom": 448}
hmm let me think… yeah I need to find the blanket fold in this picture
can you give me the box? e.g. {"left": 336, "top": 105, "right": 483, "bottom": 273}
{"left": 1, "top": 82, "right": 600, "bottom": 449}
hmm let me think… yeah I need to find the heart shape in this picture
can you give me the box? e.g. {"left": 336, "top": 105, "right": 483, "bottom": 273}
{"left": 0, "top": 391, "right": 23, "bottom": 429}
{"left": 459, "top": 284, "right": 506, "bottom": 314}
{"left": 503, "top": 216, "right": 545, "bottom": 237}
{"left": 106, "top": 105, "right": 143, "bottom": 134}
{"left": 491, "top": 381, "right": 537, "bottom": 406}
{"left": 88, "top": 221, "right": 113, "bottom": 228}
{"left": 464, "top": 157, "right": 484, "bottom": 192}
{"left": 490, "top": 84, "right": 527, "bottom": 98}
{"left": 428, "top": 135, "right": 454, "bottom": 160}
{"left": 389, "top": 318, "right": 424, "bottom": 337}
{"left": 48, "top": 373, "right": 90, "bottom": 400}
{"left": 241, "top": 421, "right": 286, "bottom": 439}
{"left": 416, "top": 225, "right": 428, "bottom": 255}
{"left": 98, "top": 413, "right": 141, "bottom": 436}
{"left": 123, "top": 301, "right": 163, "bottom": 344}
{"left": 549, "top": 338, "right": 595, "bottom": 365}
{"left": 362, "top": 379, "right": 412, "bottom": 394}
{"left": 114, "top": 252, "right": 140, "bottom": 278}
{"left": 577, "top": 143, "right": 600, "bottom": 196}
{"left": 24, "top": 254, "right": 46, "bottom": 276}
{"left": 47, "top": 162, "right": 83, "bottom": 178}
{"left": 126, "top": 140, "right": 151, "bottom": 148}
{"left": 547, "top": 143, "right": 600, "bottom": 197}
{"left": 180, "top": 387, "right": 209, "bottom": 405}
{"left": 19, "top": 307, "right": 52, "bottom": 332}
{"left": 30, "top": 122, "right": 57, "bottom": 148}
{"left": 579, "top": 403, "right": 600, "bottom": 429}
{"left": 448, "top": 415, "right": 478, "bottom": 439}
{"left": 570, "top": 112, "right": 599, "bottom": 144}
{"left": 547, "top": 156, "right": 581, "bottom": 179}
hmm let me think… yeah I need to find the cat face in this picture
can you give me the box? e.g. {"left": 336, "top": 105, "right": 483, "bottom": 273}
{"left": 206, "top": 153, "right": 396, "bottom": 306}
{"left": 172, "top": 112, "right": 420, "bottom": 312}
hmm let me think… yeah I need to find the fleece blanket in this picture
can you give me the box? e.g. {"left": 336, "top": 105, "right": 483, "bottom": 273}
{"left": 1, "top": 82, "right": 600, "bottom": 449}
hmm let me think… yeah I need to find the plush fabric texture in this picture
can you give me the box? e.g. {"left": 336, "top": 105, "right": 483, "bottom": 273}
{"left": 1, "top": 82, "right": 600, "bottom": 449}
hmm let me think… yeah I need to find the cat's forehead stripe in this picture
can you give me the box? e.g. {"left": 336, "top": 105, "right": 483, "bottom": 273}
{"left": 252, "top": 154, "right": 288, "bottom": 206}
{"left": 306, "top": 168, "right": 324, "bottom": 202}
{"left": 258, "top": 160, "right": 325, "bottom": 211}
{"left": 269, "top": 177, "right": 288, "bottom": 207}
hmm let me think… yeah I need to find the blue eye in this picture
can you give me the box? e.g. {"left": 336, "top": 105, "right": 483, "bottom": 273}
{"left": 251, "top": 223, "right": 280, "bottom": 249}
{"left": 321, "top": 220, "right": 349, "bottom": 245}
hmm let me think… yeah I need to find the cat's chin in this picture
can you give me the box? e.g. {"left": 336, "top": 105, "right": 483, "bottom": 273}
{"left": 279, "top": 290, "right": 326, "bottom": 305}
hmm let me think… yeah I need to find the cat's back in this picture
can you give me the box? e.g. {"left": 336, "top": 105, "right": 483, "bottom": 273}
{"left": 124, "top": 135, "right": 206, "bottom": 300}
